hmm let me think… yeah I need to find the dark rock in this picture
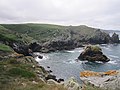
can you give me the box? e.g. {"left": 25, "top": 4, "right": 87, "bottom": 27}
{"left": 88, "top": 30, "right": 111, "bottom": 44}
{"left": 57, "top": 78, "right": 64, "bottom": 83}
{"left": 47, "top": 66, "right": 50, "bottom": 68}
{"left": 78, "top": 45, "right": 110, "bottom": 62}
{"left": 48, "top": 70, "right": 52, "bottom": 73}
{"left": 111, "top": 33, "right": 119, "bottom": 43}
{"left": 12, "top": 43, "right": 31, "bottom": 56}
{"left": 29, "top": 42, "right": 42, "bottom": 52}
{"left": 41, "top": 40, "right": 76, "bottom": 53}
{"left": 38, "top": 55, "right": 43, "bottom": 59}
{"left": 45, "top": 74, "right": 57, "bottom": 81}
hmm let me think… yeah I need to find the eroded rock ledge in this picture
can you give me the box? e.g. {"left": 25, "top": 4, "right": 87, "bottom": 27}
{"left": 80, "top": 70, "right": 120, "bottom": 90}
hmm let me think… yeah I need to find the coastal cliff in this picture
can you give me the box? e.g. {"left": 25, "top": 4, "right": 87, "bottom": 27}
{"left": 0, "top": 24, "right": 119, "bottom": 53}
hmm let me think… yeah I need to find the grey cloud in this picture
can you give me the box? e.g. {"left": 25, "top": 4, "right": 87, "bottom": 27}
{"left": 0, "top": 0, "right": 120, "bottom": 30}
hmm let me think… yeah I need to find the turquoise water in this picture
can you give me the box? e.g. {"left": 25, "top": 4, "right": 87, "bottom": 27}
{"left": 36, "top": 44, "right": 120, "bottom": 82}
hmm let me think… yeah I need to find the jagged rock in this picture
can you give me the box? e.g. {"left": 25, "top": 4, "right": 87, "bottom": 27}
{"left": 78, "top": 45, "right": 110, "bottom": 62}
{"left": 88, "top": 30, "right": 111, "bottom": 44}
{"left": 29, "top": 42, "right": 42, "bottom": 52}
{"left": 12, "top": 43, "right": 30, "bottom": 56}
{"left": 38, "top": 55, "right": 43, "bottom": 59}
{"left": 80, "top": 70, "right": 120, "bottom": 90}
{"left": 111, "top": 33, "right": 119, "bottom": 43}
{"left": 57, "top": 78, "right": 64, "bottom": 83}
{"left": 47, "top": 66, "right": 50, "bottom": 68}
{"left": 64, "top": 77, "right": 82, "bottom": 90}
{"left": 45, "top": 74, "right": 57, "bottom": 81}
{"left": 42, "top": 40, "right": 75, "bottom": 53}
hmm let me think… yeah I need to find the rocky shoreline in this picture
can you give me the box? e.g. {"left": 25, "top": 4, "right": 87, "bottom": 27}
{"left": 80, "top": 70, "right": 120, "bottom": 90}
{"left": 0, "top": 24, "right": 120, "bottom": 90}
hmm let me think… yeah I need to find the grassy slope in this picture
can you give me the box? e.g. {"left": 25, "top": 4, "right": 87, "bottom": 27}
{"left": 0, "top": 44, "right": 13, "bottom": 52}
{"left": 0, "top": 56, "right": 67, "bottom": 90}
{"left": 0, "top": 25, "right": 35, "bottom": 44}
{"left": 1, "top": 24, "right": 98, "bottom": 43}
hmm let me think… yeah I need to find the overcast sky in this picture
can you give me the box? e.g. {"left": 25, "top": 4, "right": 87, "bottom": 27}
{"left": 0, "top": 0, "right": 120, "bottom": 30}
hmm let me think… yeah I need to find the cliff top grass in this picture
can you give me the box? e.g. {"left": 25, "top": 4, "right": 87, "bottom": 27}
{"left": 0, "top": 44, "right": 13, "bottom": 52}
{"left": 0, "top": 24, "right": 98, "bottom": 43}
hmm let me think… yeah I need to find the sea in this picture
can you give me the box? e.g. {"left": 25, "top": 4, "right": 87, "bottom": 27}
{"left": 35, "top": 32, "right": 120, "bottom": 82}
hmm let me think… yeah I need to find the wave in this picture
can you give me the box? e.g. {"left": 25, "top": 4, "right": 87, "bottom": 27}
{"left": 109, "top": 55, "right": 119, "bottom": 58}
{"left": 101, "top": 47, "right": 112, "bottom": 51}
{"left": 34, "top": 52, "right": 49, "bottom": 62}
{"left": 66, "top": 49, "right": 83, "bottom": 53}
{"left": 108, "top": 60, "right": 117, "bottom": 65}
{"left": 66, "top": 51, "right": 75, "bottom": 53}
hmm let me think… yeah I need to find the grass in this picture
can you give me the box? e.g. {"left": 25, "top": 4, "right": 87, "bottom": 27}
{"left": 0, "top": 44, "right": 13, "bottom": 52}
{"left": 0, "top": 24, "right": 99, "bottom": 43}
{"left": 0, "top": 57, "right": 67, "bottom": 90}
{"left": 8, "top": 67, "right": 36, "bottom": 78}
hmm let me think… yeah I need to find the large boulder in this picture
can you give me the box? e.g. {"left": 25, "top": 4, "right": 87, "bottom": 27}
{"left": 111, "top": 33, "right": 119, "bottom": 43}
{"left": 78, "top": 45, "right": 110, "bottom": 62}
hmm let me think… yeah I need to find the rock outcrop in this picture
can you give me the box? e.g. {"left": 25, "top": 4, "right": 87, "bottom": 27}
{"left": 78, "top": 45, "right": 110, "bottom": 62}
{"left": 64, "top": 77, "right": 82, "bottom": 90}
{"left": 111, "top": 33, "right": 119, "bottom": 43}
{"left": 80, "top": 70, "right": 120, "bottom": 90}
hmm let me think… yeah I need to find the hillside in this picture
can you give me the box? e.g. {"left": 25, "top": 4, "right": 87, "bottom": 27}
{"left": 0, "top": 23, "right": 118, "bottom": 53}
{"left": 0, "top": 24, "right": 109, "bottom": 43}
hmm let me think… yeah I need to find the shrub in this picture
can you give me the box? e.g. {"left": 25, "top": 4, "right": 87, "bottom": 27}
{"left": 0, "top": 44, "right": 13, "bottom": 52}
{"left": 8, "top": 67, "right": 36, "bottom": 78}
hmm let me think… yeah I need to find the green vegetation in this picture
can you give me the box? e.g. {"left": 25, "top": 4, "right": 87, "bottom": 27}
{"left": 0, "top": 24, "right": 99, "bottom": 43}
{"left": 87, "top": 45, "right": 102, "bottom": 52}
{"left": 0, "top": 56, "right": 67, "bottom": 90}
{"left": 8, "top": 67, "right": 36, "bottom": 78}
{"left": 0, "top": 44, "right": 13, "bottom": 52}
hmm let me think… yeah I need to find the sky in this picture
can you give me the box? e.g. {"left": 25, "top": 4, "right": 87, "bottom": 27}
{"left": 0, "top": 0, "right": 120, "bottom": 30}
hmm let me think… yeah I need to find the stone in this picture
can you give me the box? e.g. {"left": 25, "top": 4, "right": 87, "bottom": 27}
{"left": 57, "top": 78, "right": 64, "bottom": 83}
{"left": 38, "top": 55, "right": 43, "bottom": 59}
{"left": 47, "top": 79, "right": 59, "bottom": 85}
{"left": 80, "top": 70, "right": 120, "bottom": 90}
{"left": 111, "top": 33, "right": 119, "bottom": 43}
{"left": 78, "top": 45, "right": 110, "bottom": 62}
{"left": 64, "top": 77, "right": 82, "bottom": 90}
{"left": 47, "top": 66, "right": 50, "bottom": 68}
{"left": 29, "top": 42, "right": 42, "bottom": 52}
{"left": 45, "top": 74, "right": 57, "bottom": 81}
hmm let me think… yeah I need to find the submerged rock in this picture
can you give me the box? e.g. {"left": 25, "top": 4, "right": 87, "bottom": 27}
{"left": 80, "top": 70, "right": 120, "bottom": 90}
{"left": 78, "top": 45, "right": 110, "bottom": 62}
